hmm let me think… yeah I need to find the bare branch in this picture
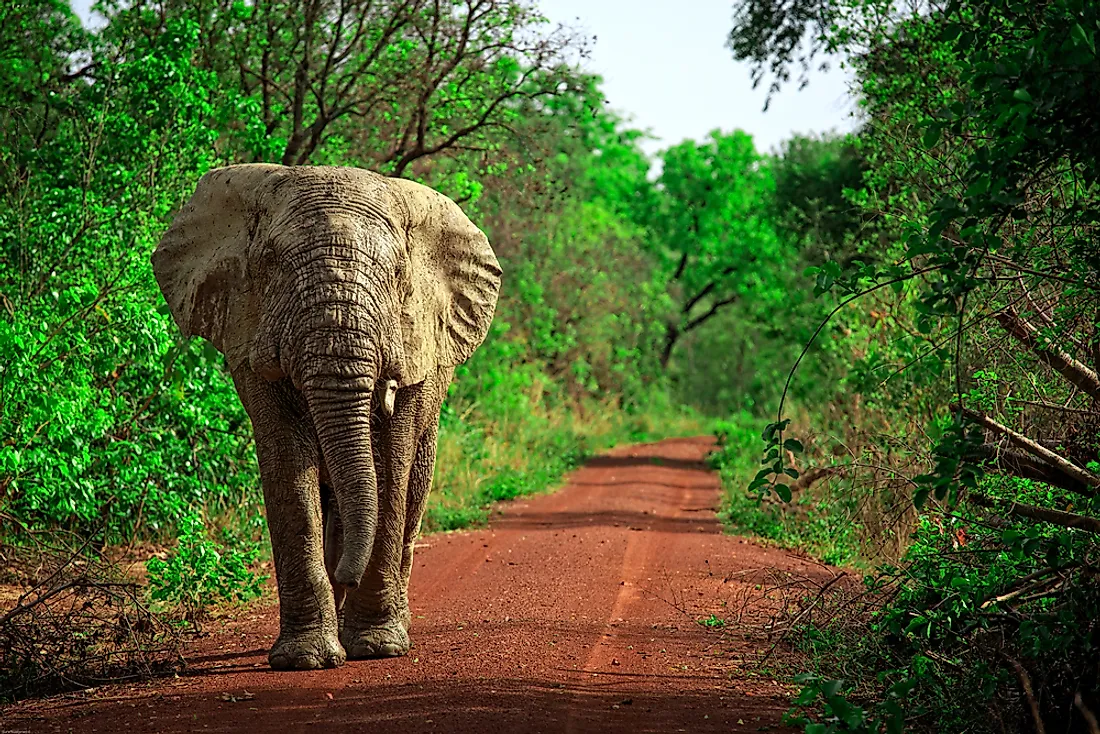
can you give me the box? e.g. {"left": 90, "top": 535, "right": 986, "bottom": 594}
{"left": 994, "top": 307, "right": 1100, "bottom": 401}
{"left": 683, "top": 294, "right": 739, "bottom": 333}
{"left": 671, "top": 251, "right": 690, "bottom": 281}
{"left": 682, "top": 265, "right": 737, "bottom": 315}
{"left": 961, "top": 407, "right": 1100, "bottom": 491}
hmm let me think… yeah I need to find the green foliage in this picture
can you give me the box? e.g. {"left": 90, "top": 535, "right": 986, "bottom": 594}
{"left": 697, "top": 614, "right": 727, "bottom": 629}
{"left": 731, "top": 0, "right": 1100, "bottom": 730}
{"left": 711, "top": 415, "right": 861, "bottom": 567}
{"left": 0, "top": 5, "right": 253, "bottom": 540}
{"left": 771, "top": 134, "right": 866, "bottom": 267}
{"left": 146, "top": 514, "right": 266, "bottom": 619}
{"left": 648, "top": 130, "right": 789, "bottom": 369}
{"left": 788, "top": 674, "right": 913, "bottom": 734}
{"left": 649, "top": 131, "right": 856, "bottom": 417}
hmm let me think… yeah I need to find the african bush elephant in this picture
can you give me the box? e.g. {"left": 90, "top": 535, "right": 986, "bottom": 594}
{"left": 152, "top": 164, "right": 501, "bottom": 670}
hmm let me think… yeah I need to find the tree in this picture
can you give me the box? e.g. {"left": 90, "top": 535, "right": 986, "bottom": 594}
{"left": 104, "top": 0, "right": 590, "bottom": 201}
{"left": 770, "top": 132, "right": 865, "bottom": 266}
{"left": 649, "top": 130, "right": 785, "bottom": 367}
{"left": 727, "top": 0, "right": 838, "bottom": 100}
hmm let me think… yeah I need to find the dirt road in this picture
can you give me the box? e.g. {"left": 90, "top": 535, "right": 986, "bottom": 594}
{"left": 5, "top": 437, "right": 836, "bottom": 733}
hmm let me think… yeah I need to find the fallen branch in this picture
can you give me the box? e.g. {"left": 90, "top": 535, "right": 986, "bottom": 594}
{"left": 759, "top": 572, "right": 848, "bottom": 665}
{"left": 790, "top": 466, "right": 844, "bottom": 494}
{"left": 978, "top": 565, "right": 1082, "bottom": 611}
{"left": 961, "top": 407, "right": 1100, "bottom": 492}
{"left": 968, "top": 443, "right": 1095, "bottom": 498}
{"left": 994, "top": 308, "right": 1100, "bottom": 402}
{"left": 969, "top": 493, "right": 1100, "bottom": 535}
{"left": 981, "top": 571, "right": 1068, "bottom": 609}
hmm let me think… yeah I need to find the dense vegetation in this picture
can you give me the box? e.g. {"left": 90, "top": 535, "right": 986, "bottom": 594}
{"left": 717, "top": 0, "right": 1100, "bottom": 730}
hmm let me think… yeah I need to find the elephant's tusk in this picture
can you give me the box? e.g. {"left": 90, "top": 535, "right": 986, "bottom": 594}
{"left": 383, "top": 379, "right": 398, "bottom": 417}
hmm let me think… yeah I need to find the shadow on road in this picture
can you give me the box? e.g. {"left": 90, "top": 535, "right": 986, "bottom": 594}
{"left": 75, "top": 675, "right": 791, "bottom": 734}
{"left": 581, "top": 455, "right": 713, "bottom": 473}
{"left": 495, "top": 509, "right": 719, "bottom": 533}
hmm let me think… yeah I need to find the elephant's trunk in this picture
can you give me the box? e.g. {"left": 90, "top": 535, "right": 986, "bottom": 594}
{"left": 278, "top": 222, "right": 398, "bottom": 589}
{"left": 304, "top": 373, "right": 378, "bottom": 590}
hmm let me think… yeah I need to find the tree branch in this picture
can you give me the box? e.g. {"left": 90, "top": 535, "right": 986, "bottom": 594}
{"left": 671, "top": 251, "right": 690, "bottom": 281}
{"left": 961, "top": 407, "right": 1100, "bottom": 491}
{"left": 682, "top": 266, "right": 737, "bottom": 315}
{"left": 968, "top": 443, "right": 1096, "bottom": 498}
{"left": 970, "top": 493, "right": 1100, "bottom": 535}
{"left": 683, "top": 294, "right": 739, "bottom": 333}
{"left": 994, "top": 307, "right": 1100, "bottom": 401}
{"left": 791, "top": 466, "right": 843, "bottom": 494}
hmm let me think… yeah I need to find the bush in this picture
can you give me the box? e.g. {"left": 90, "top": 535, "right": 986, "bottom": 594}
{"left": 145, "top": 514, "right": 266, "bottom": 621}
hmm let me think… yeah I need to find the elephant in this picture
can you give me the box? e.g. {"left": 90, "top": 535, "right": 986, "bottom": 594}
{"left": 152, "top": 164, "right": 501, "bottom": 670}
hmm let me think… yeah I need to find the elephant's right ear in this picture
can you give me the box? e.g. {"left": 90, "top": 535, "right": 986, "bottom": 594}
{"left": 152, "top": 166, "right": 274, "bottom": 369}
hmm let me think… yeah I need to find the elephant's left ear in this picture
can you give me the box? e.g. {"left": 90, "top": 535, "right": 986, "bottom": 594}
{"left": 389, "top": 179, "right": 502, "bottom": 387}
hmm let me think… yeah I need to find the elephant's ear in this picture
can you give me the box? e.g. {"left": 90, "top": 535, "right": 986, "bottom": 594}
{"left": 390, "top": 179, "right": 502, "bottom": 387}
{"left": 152, "top": 165, "right": 279, "bottom": 370}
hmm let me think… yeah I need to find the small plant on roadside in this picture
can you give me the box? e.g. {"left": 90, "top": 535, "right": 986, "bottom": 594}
{"left": 697, "top": 614, "right": 727, "bottom": 629}
{"left": 145, "top": 514, "right": 266, "bottom": 621}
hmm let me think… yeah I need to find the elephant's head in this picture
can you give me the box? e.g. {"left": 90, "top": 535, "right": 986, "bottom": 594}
{"left": 152, "top": 164, "right": 501, "bottom": 588}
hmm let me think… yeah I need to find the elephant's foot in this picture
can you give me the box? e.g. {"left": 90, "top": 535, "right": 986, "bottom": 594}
{"left": 269, "top": 629, "right": 346, "bottom": 670}
{"left": 341, "top": 619, "right": 410, "bottom": 659}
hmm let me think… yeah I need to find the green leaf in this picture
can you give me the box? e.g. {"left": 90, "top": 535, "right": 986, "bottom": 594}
{"left": 1072, "top": 23, "right": 1095, "bottom": 53}
{"left": 774, "top": 484, "right": 792, "bottom": 503}
{"left": 922, "top": 124, "right": 942, "bottom": 149}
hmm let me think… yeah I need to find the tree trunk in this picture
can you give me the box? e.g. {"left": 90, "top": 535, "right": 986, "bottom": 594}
{"left": 660, "top": 323, "right": 680, "bottom": 368}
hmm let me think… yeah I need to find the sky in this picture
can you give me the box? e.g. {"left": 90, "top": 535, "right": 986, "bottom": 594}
{"left": 538, "top": 0, "right": 857, "bottom": 155}
{"left": 70, "top": 0, "right": 858, "bottom": 156}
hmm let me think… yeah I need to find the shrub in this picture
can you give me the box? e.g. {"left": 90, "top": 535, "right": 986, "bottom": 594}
{"left": 145, "top": 514, "right": 266, "bottom": 621}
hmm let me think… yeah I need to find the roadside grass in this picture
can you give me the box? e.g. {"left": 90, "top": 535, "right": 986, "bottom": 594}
{"left": 427, "top": 381, "right": 702, "bottom": 532}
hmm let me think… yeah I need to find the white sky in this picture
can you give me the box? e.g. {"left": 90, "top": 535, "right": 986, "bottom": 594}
{"left": 70, "top": 0, "right": 858, "bottom": 155}
{"left": 539, "top": 0, "right": 857, "bottom": 155}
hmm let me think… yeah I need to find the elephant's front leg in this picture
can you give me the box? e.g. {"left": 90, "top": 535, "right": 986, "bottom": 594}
{"left": 338, "top": 382, "right": 420, "bottom": 659}
{"left": 397, "top": 418, "right": 442, "bottom": 628}
{"left": 233, "top": 368, "right": 344, "bottom": 670}
{"left": 397, "top": 367, "right": 452, "bottom": 632}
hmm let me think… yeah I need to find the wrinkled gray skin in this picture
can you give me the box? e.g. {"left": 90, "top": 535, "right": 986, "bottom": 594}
{"left": 152, "top": 164, "right": 501, "bottom": 670}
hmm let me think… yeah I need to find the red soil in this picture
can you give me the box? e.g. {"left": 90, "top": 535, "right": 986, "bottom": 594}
{"left": 3, "top": 436, "right": 837, "bottom": 733}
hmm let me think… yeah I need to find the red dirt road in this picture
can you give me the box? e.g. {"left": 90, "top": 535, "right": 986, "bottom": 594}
{"left": 4, "top": 437, "right": 836, "bottom": 733}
